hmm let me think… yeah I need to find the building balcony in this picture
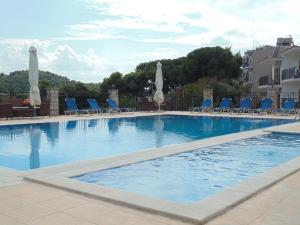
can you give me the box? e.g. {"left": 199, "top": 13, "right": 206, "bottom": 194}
{"left": 242, "top": 74, "right": 252, "bottom": 84}
{"left": 281, "top": 71, "right": 300, "bottom": 83}
{"left": 242, "top": 63, "right": 253, "bottom": 69}
{"left": 258, "top": 75, "right": 280, "bottom": 88}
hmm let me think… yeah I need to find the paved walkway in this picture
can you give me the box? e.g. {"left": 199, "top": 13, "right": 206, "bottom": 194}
{"left": 207, "top": 171, "right": 300, "bottom": 225}
{"left": 0, "top": 182, "right": 190, "bottom": 225}
{"left": 0, "top": 170, "right": 299, "bottom": 225}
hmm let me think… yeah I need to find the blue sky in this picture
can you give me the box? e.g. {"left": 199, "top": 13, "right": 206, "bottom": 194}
{"left": 0, "top": 0, "right": 299, "bottom": 82}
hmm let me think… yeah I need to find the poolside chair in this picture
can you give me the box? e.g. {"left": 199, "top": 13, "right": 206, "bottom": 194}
{"left": 65, "top": 98, "right": 89, "bottom": 115}
{"left": 106, "top": 98, "right": 135, "bottom": 113}
{"left": 193, "top": 99, "right": 212, "bottom": 112}
{"left": 87, "top": 99, "right": 105, "bottom": 114}
{"left": 232, "top": 98, "right": 252, "bottom": 113}
{"left": 273, "top": 99, "right": 297, "bottom": 115}
{"left": 214, "top": 98, "right": 232, "bottom": 112}
{"left": 252, "top": 98, "right": 273, "bottom": 114}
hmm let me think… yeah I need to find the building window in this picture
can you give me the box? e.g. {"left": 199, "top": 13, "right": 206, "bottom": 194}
{"left": 274, "top": 68, "right": 280, "bottom": 82}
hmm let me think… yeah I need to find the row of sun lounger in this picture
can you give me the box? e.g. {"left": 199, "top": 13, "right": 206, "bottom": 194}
{"left": 64, "top": 98, "right": 136, "bottom": 115}
{"left": 192, "top": 98, "right": 298, "bottom": 114}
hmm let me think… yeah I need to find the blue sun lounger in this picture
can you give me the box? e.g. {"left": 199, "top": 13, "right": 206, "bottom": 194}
{"left": 232, "top": 98, "right": 252, "bottom": 113}
{"left": 252, "top": 98, "right": 273, "bottom": 114}
{"left": 106, "top": 98, "right": 135, "bottom": 113}
{"left": 193, "top": 99, "right": 212, "bottom": 112}
{"left": 87, "top": 99, "right": 105, "bottom": 114}
{"left": 273, "top": 99, "right": 297, "bottom": 114}
{"left": 214, "top": 98, "right": 232, "bottom": 112}
{"left": 65, "top": 98, "right": 89, "bottom": 115}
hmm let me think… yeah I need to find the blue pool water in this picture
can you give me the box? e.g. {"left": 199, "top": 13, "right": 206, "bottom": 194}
{"left": 0, "top": 115, "right": 293, "bottom": 170}
{"left": 76, "top": 133, "right": 300, "bottom": 203}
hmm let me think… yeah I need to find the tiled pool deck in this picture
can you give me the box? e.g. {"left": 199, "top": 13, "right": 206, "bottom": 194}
{"left": 1, "top": 111, "right": 300, "bottom": 225}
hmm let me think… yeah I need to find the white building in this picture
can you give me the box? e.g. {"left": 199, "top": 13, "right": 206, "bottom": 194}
{"left": 280, "top": 46, "right": 300, "bottom": 101}
{"left": 242, "top": 45, "right": 274, "bottom": 93}
{"left": 242, "top": 37, "right": 299, "bottom": 106}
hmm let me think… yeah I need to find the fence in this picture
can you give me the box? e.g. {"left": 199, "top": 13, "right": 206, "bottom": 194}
{"left": 3, "top": 90, "right": 299, "bottom": 115}
{"left": 0, "top": 93, "right": 49, "bottom": 105}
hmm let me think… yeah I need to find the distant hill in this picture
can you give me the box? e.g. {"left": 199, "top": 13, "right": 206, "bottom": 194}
{"left": 0, "top": 70, "right": 74, "bottom": 94}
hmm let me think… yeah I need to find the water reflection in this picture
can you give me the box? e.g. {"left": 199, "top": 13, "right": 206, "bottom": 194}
{"left": 39, "top": 123, "right": 59, "bottom": 146}
{"left": 29, "top": 126, "right": 41, "bottom": 169}
{"left": 108, "top": 118, "right": 119, "bottom": 134}
{"left": 88, "top": 119, "right": 98, "bottom": 128}
{"left": 66, "top": 121, "right": 78, "bottom": 131}
{"left": 154, "top": 116, "right": 164, "bottom": 147}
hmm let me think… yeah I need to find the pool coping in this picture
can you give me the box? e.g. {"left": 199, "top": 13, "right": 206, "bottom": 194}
{"left": 24, "top": 157, "right": 300, "bottom": 224}
{"left": 20, "top": 120, "right": 300, "bottom": 224}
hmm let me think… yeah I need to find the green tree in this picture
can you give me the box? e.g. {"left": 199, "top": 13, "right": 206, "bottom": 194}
{"left": 39, "top": 80, "right": 51, "bottom": 97}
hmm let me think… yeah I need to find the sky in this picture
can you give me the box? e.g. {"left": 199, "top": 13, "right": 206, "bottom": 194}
{"left": 0, "top": 0, "right": 300, "bottom": 83}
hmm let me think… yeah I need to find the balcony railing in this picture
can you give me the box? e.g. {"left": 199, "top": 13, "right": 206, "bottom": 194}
{"left": 243, "top": 74, "right": 250, "bottom": 83}
{"left": 258, "top": 75, "right": 280, "bottom": 87}
{"left": 242, "top": 62, "right": 250, "bottom": 67}
{"left": 282, "top": 71, "right": 300, "bottom": 81}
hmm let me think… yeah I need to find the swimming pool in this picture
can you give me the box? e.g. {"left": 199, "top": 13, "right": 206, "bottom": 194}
{"left": 76, "top": 133, "right": 300, "bottom": 203}
{"left": 0, "top": 115, "right": 293, "bottom": 170}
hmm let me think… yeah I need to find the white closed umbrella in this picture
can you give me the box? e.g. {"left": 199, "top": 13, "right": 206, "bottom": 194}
{"left": 29, "top": 46, "right": 41, "bottom": 107}
{"left": 153, "top": 62, "right": 164, "bottom": 111}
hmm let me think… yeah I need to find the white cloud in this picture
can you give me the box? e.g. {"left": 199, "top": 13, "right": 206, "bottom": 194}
{"left": 0, "top": 39, "right": 116, "bottom": 82}
{"left": 2, "top": 1, "right": 300, "bottom": 83}
{"left": 77, "top": 0, "right": 300, "bottom": 49}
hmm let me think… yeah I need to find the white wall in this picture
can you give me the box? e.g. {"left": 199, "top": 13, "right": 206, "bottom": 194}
{"left": 281, "top": 82, "right": 300, "bottom": 93}
{"left": 280, "top": 53, "right": 300, "bottom": 72}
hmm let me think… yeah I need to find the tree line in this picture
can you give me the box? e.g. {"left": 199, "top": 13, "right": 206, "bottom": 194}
{"left": 0, "top": 46, "right": 246, "bottom": 106}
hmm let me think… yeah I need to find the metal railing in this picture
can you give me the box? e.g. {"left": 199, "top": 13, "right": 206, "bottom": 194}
{"left": 282, "top": 71, "right": 300, "bottom": 81}
{"left": 258, "top": 75, "right": 269, "bottom": 86}
{"left": 258, "top": 75, "right": 280, "bottom": 86}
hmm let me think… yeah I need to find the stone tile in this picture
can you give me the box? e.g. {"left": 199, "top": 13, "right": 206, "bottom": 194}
{"left": 206, "top": 208, "right": 261, "bottom": 225}
{"left": 0, "top": 214, "right": 24, "bottom": 225}
{"left": 64, "top": 203, "right": 112, "bottom": 224}
{"left": 3, "top": 204, "right": 55, "bottom": 224}
{"left": 250, "top": 214, "right": 300, "bottom": 225}
{"left": 39, "top": 195, "right": 88, "bottom": 211}
{"left": 16, "top": 188, "right": 67, "bottom": 203}
{"left": 268, "top": 203, "right": 300, "bottom": 219}
{"left": 285, "top": 173, "right": 300, "bottom": 189}
{"left": 143, "top": 213, "right": 191, "bottom": 225}
{"left": 77, "top": 222, "right": 97, "bottom": 225}
{"left": 132, "top": 218, "right": 167, "bottom": 225}
{"left": 0, "top": 196, "right": 32, "bottom": 213}
{"left": 24, "top": 212, "right": 87, "bottom": 225}
{"left": 0, "top": 182, "right": 57, "bottom": 200}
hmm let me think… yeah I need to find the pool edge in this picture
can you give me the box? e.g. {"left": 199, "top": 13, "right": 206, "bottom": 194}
{"left": 23, "top": 156, "right": 300, "bottom": 224}
{"left": 20, "top": 120, "right": 300, "bottom": 224}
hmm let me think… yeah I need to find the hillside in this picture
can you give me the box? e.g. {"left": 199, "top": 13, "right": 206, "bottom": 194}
{"left": 0, "top": 71, "right": 74, "bottom": 94}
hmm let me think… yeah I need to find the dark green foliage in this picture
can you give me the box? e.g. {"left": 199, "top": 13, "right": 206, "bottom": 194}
{"left": 0, "top": 47, "right": 243, "bottom": 107}
{"left": 100, "top": 46, "right": 242, "bottom": 96}
{"left": 0, "top": 70, "right": 71, "bottom": 94}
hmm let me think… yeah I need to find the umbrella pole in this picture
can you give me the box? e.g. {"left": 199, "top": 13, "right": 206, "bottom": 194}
{"left": 158, "top": 103, "right": 160, "bottom": 112}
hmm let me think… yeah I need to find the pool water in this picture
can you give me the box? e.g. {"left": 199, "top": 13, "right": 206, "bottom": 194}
{"left": 76, "top": 133, "right": 300, "bottom": 203}
{"left": 0, "top": 115, "right": 293, "bottom": 170}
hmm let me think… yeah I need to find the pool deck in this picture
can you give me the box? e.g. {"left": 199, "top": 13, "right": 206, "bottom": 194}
{"left": 1, "top": 111, "right": 300, "bottom": 225}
